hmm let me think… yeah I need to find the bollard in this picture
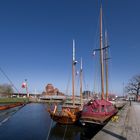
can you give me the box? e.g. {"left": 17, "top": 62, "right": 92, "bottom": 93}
{"left": 129, "top": 99, "right": 131, "bottom": 106}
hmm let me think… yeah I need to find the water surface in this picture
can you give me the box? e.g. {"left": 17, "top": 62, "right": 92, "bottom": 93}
{"left": 0, "top": 103, "right": 102, "bottom": 140}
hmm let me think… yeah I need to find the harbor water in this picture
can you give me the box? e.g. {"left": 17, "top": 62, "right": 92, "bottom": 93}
{"left": 0, "top": 103, "right": 103, "bottom": 140}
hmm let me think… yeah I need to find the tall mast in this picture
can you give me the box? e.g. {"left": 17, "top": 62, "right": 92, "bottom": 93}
{"left": 99, "top": 5, "right": 105, "bottom": 100}
{"left": 72, "top": 40, "right": 75, "bottom": 106}
{"left": 80, "top": 57, "right": 83, "bottom": 106}
{"left": 105, "top": 31, "right": 109, "bottom": 101}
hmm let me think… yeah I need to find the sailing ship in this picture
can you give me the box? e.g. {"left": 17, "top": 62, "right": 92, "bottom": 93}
{"left": 80, "top": 4, "right": 117, "bottom": 125}
{"left": 48, "top": 40, "right": 81, "bottom": 124}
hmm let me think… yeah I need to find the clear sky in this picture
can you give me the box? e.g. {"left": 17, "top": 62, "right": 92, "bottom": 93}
{"left": 0, "top": 0, "right": 140, "bottom": 95}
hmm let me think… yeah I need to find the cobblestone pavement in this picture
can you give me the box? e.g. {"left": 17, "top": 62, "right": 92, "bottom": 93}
{"left": 92, "top": 102, "right": 140, "bottom": 140}
{"left": 125, "top": 102, "right": 140, "bottom": 140}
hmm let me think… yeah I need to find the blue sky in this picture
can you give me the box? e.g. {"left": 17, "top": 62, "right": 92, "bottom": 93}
{"left": 0, "top": 0, "right": 140, "bottom": 95}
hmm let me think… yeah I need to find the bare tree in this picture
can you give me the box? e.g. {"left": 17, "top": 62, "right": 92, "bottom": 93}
{"left": 0, "top": 84, "right": 14, "bottom": 94}
{"left": 125, "top": 75, "right": 140, "bottom": 100}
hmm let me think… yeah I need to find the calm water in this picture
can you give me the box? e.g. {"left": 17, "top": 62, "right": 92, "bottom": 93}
{"left": 0, "top": 103, "right": 103, "bottom": 140}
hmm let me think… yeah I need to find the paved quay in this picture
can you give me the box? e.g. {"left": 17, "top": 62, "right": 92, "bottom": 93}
{"left": 92, "top": 101, "right": 140, "bottom": 140}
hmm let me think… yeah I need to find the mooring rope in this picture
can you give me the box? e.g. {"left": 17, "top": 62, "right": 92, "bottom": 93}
{"left": 46, "top": 118, "right": 54, "bottom": 140}
{"left": 62, "top": 118, "right": 69, "bottom": 140}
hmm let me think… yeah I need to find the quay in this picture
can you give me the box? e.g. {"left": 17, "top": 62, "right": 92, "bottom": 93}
{"left": 92, "top": 101, "right": 140, "bottom": 140}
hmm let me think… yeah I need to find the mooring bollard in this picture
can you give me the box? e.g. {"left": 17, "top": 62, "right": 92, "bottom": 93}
{"left": 129, "top": 99, "right": 131, "bottom": 106}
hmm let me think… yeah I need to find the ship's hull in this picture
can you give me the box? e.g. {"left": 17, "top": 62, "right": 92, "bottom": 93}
{"left": 48, "top": 106, "right": 81, "bottom": 125}
{"left": 80, "top": 111, "right": 117, "bottom": 125}
{"left": 80, "top": 99, "right": 117, "bottom": 125}
{"left": 0, "top": 103, "right": 25, "bottom": 111}
{"left": 48, "top": 112, "right": 79, "bottom": 124}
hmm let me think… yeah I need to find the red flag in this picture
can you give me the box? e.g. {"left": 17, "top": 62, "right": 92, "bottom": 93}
{"left": 22, "top": 82, "right": 26, "bottom": 88}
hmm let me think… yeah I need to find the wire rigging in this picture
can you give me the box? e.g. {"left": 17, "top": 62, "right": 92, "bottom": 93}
{"left": 0, "top": 67, "right": 20, "bottom": 93}
{"left": 65, "top": 71, "right": 71, "bottom": 95}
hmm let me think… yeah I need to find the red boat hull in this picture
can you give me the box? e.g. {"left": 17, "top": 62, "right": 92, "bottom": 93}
{"left": 80, "top": 99, "right": 117, "bottom": 125}
{"left": 0, "top": 103, "right": 24, "bottom": 111}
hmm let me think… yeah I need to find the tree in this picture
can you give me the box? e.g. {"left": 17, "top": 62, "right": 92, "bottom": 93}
{"left": 0, "top": 84, "right": 14, "bottom": 94}
{"left": 125, "top": 75, "right": 140, "bottom": 100}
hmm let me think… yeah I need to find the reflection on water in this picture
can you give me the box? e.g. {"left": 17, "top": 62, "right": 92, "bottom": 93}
{"left": 49, "top": 123, "right": 82, "bottom": 140}
{"left": 0, "top": 106, "right": 23, "bottom": 124}
{"left": 80, "top": 124, "right": 103, "bottom": 140}
{"left": 0, "top": 103, "right": 103, "bottom": 140}
{"left": 48, "top": 123, "right": 103, "bottom": 140}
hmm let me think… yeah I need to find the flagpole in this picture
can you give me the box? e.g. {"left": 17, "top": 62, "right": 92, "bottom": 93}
{"left": 25, "top": 79, "right": 29, "bottom": 98}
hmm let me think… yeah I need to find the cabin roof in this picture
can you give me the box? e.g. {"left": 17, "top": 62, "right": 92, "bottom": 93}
{"left": 95, "top": 99, "right": 112, "bottom": 105}
{"left": 86, "top": 99, "right": 113, "bottom": 107}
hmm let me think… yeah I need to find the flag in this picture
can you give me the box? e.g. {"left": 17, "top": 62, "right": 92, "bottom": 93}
{"left": 22, "top": 82, "right": 26, "bottom": 88}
